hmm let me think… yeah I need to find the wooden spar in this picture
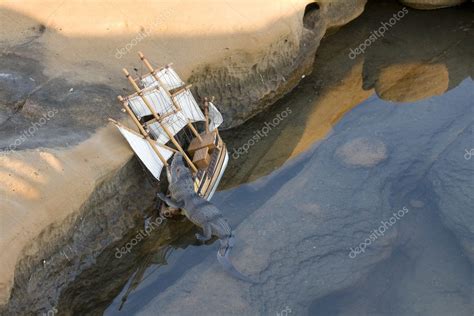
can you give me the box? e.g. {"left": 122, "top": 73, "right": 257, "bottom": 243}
{"left": 117, "top": 96, "right": 168, "bottom": 166}
{"left": 203, "top": 97, "right": 210, "bottom": 133}
{"left": 138, "top": 51, "right": 203, "bottom": 142}
{"left": 170, "top": 84, "right": 193, "bottom": 97}
{"left": 210, "top": 96, "right": 219, "bottom": 136}
{"left": 186, "top": 119, "right": 202, "bottom": 140}
{"left": 122, "top": 68, "right": 198, "bottom": 173}
{"left": 108, "top": 118, "right": 178, "bottom": 153}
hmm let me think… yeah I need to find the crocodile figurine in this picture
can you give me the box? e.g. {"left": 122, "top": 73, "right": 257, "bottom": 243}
{"left": 157, "top": 154, "right": 255, "bottom": 283}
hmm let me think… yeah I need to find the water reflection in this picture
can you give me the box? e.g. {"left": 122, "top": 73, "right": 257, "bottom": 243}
{"left": 221, "top": 0, "right": 473, "bottom": 189}
{"left": 121, "top": 77, "right": 471, "bottom": 316}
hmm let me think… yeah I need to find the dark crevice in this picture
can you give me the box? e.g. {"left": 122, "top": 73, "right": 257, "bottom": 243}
{"left": 303, "top": 2, "right": 320, "bottom": 30}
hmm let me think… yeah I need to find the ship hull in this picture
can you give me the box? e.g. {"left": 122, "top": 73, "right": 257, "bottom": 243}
{"left": 159, "top": 131, "right": 228, "bottom": 217}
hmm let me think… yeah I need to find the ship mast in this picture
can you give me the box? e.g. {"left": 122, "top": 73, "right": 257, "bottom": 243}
{"left": 138, "top": 52, "right": 203, "bottom": 142}
{"left": 117, "top": 95, "right": 169, "bottom": 166}
{"left": 122, "top": 68, "right": 198, "bottom": 173}
{"left": 203, "top": 97, "right": 210, "bottom": 133}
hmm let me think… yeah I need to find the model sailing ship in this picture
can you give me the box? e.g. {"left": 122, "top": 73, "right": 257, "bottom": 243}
{"left": 109, "top": 52, "right": 228, "bottom": 216}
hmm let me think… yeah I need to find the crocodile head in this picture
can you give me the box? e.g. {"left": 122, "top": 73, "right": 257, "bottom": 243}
{"left": 167, "top": 154, "right": 194, "bottom": 194}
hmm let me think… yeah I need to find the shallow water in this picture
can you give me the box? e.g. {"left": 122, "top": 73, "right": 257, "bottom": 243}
{"left": 98, "top": 77, "right": 472, "bottom": 316}
{"left": 55, "top": 1, "right": 473, "bottom": 315}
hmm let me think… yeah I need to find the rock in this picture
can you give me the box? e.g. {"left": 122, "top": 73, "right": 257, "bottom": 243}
{"left": 188, "top": 0, "right": 368, "bottom": 128}
{"left": 358, "top": 0, "right": 474, "bottom": 103}
{"left": 375, "top": 63, "right": 449, "bottom": 102}
{"left": 399, "top": 0, "right": 467, "bottom": 9}
{"left": 0, "top": 152, "right": 159, "bottom": 315}
{"left": 427, "top": 119, "right": 474, "bottom": 263}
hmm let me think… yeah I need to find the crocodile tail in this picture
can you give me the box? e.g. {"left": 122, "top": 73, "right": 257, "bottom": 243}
{"left": 217, "top": 237, "right": 257, "bottom": 284}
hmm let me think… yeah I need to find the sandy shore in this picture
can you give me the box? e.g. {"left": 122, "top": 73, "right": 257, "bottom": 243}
{"left": 0, "top": 126, "right": 133, "bottom": 304}
{"left": 0, "top": 0, "right": 305, "bottom": 84}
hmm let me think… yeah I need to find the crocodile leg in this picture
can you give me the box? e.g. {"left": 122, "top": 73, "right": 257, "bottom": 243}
{"left": 157, "top": 192, "right": 184, "bottom": 209}
{"left": 218, "top": 233, "right": 235, "bottom": 256}
{"left": 196, "top": 223, "right": 212, "bottom": 241}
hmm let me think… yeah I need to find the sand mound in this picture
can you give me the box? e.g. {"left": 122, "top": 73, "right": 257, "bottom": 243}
{"left": 336, "top": 137, "right": 387, "bottom": 167}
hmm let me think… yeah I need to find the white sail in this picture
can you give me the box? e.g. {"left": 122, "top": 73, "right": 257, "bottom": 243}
{"left": 141, "top": 66, "right": 184, "bottom": 91}
{"left": 208, "top": 102, "right": 223, "bottom": 131}
{"left": 173, "top": 89, "right": 206, "bottom": 123}
{"left": 127, "top": 87, "right": 175, "bottom": 119}
{"left": 147, "top": 111, "right": 188, "bottom": 144}
{"left": 116, "top": 125, "right": 173, "bottom": 179}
